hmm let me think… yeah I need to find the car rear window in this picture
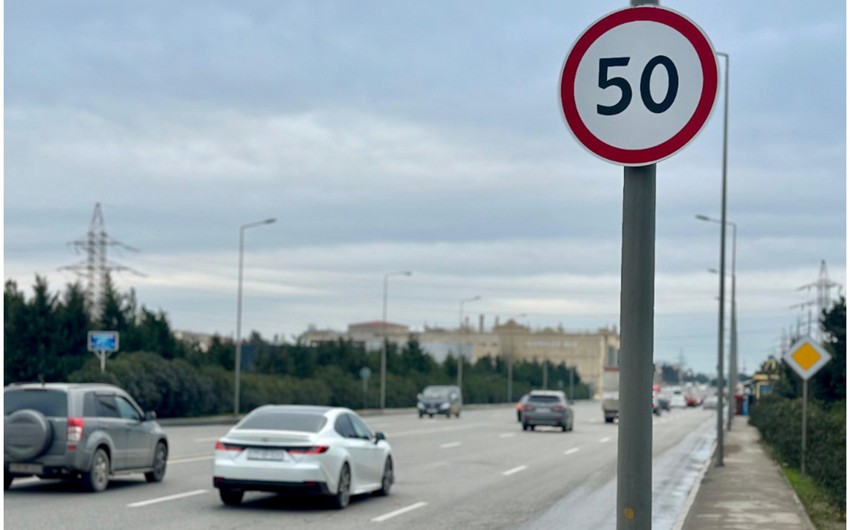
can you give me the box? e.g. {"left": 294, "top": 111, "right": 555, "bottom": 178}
{"left": 237, "top": 411, "right": 327, "bottom": 433}
{"left": 4, "top": 389, "right": 68, "bottom": 417}
{"left": 528, "top": 395, "right": 561, "bottom": 404}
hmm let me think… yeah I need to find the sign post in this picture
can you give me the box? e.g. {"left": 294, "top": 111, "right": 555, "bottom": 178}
{"left": 560, "top": 3, "right": 717, "bottom": 528}
{"left": 783, "top": 337, "right": 832, "bottom": 475}
{"left": 88, "top": 331, "right": 120, "bottom": 373}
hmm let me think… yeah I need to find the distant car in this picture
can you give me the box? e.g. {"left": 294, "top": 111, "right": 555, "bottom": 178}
{"left": 213, "top": 405, "right": 393, "bottom": 509}
{"left": 521, "top": 390, "right": 574, "bottom": 432}
{"left": 417, "top": 385, "right": 462, "bottom": 418}
{"left": 516, "top": 394, "right": 530, "bottom": 422}
{"left": 4, "top": 382, "right": 168, "bottom": 492}
{"left": 669, "top": 390, "right": 688, "bottom": 409}
{"left": 685, "top": 393, "right": 702, "bottom": 407}
{"left": 702, "top": 395, "right": 719, "bottom": 409}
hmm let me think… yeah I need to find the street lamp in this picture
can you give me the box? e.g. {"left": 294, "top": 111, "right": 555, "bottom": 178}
{"left": 702, "top": 216, "right": 738, "bottom": 433}
{"left": 694, "top": 50, "right": 730, "bottom": 468}
{"left": 458, "top": 296, "right": 482, "bottom": 389}
{"left": 381, "top": 270, "right": 412, "bottom": 411}
{"left": 234, "top": 217, "right": 276, "bottom": 416}
{"left": 506, "top": 313, "right": 527, "bottom": 403}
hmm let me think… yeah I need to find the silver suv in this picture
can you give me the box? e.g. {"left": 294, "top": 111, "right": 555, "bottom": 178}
{"left": 4, "top": 383, "right": 168, "bottom": 492}
{"left": 520, "top": 390, "right": 574, "bottom": 432}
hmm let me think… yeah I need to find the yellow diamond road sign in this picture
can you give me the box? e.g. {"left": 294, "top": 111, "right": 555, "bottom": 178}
{"left": 783, "top": 337, "right": 832, "bottom": 380}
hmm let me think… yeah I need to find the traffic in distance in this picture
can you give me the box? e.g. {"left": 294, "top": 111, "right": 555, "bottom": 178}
{"left": 5, "top": 380, "right": 718, "bottom": 529}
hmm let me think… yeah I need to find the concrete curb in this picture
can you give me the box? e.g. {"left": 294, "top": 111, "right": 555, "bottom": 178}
{"left": 673, "top": 440, "right": 716, "bottom": 530}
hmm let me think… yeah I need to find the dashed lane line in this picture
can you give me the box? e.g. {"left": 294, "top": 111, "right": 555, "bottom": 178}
{"left": 372, "top": 501, "right": 428, "bottom": 522}
{"left": 440, "top": 442, "right": 462, "bottom": 449}
{"left": 127, "top": 489, "right": 208, "bottom": 508}
{"left": 502, "top": 465, "right": 528, "bottom": 476}
{"left": 564, "top": 447, "right": 580, "bottom": 456}
{"left": 600, "top": 437, "right": 611, "bottom": 443}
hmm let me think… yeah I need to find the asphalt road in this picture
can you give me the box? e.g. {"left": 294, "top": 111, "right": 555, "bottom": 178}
{"left": 4, "top": 402, "right": 716, "bottom": 530}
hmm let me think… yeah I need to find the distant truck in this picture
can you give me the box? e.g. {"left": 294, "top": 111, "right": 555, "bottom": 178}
{"left": 602, "top": 367, "right": 619, "bottom": 423}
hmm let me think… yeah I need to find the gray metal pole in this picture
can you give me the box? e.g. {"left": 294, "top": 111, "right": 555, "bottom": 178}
{"left": 615, "top": 5, "right": 657, "bottom": 527}
{"left": 381, "top": 274, "right": 389, "bottom": 411}
{"left": 728, "top": 223, "right": 737, "bottom": 431}
{"left": 714, "top": 51, "right": 729, "bottom": 465}
{"left": 234, "top": 218, "right": 276, "bottom": 417}
{"left": 381, "top": 271, "right": 412, "bottom": 412}
{"left": 801, "top": 378, "right": 808, "bottom": 475}
{"left": 234, "top": 226, "right": 245, "bottom": 416}
{"left": 617, "top": 162, "right": 656, "bottom": 530}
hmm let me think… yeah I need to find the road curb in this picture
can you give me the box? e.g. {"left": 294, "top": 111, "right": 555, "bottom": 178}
{"left": 673, "top": 439, "right": 716, "bottom": 530}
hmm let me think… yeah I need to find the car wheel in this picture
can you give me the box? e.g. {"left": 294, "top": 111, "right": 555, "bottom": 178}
{"left": 374, "top": 457, "right": 393, "bottom": 496}
{"left": 82, "top": 448, "right": 110, "bottom": 493}
{"left": 456, "top": 411, "right": 461, "bottom": 418}
{"left": 522, "top": 423, "right": 529, "bottom": 431}
{"left": 530, "top": 425, "right": 536, "bottom": 431}
{"left": 219, "top": 487, "right": 244, "bottom": 506}
{"left": 562, "top": 422, "right": 568, "bottom": 432}
{"left": 429, "top": 414, "right": 433, "bottom": 418}
{"left": 4, "top": 471, "right": 13, "bottom": 490}
{"left": 330, "top": 463, "right": 351, "bottom": 509}
{"left": 145, "top": 441, "right": 168, "bottom": 483}
{"left": 418, "top": 412, "right": 423, "bottom": 418}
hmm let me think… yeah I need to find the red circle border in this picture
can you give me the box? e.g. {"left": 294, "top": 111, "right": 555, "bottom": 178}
{"left": 560, "top": 7, "right": 718, "bottom": 166}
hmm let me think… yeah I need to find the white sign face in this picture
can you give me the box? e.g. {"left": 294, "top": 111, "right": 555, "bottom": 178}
{"left": 783, "top": 337, "right": 832, "bottom": 380}
{"left": 560, "top": 7, "right": 718, "bottom": 166}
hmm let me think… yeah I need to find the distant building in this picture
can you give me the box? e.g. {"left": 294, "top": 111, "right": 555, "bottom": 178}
{"left": 297, "top": 318, "right": 620, "bottom": 399}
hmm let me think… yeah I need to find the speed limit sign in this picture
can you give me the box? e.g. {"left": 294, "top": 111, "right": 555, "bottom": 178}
{"left": 560, "top": 6, "right": 718, "bottom": 166}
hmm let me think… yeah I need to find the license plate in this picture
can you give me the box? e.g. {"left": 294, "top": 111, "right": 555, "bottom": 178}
{"left": 9, "top": 463, "right": 43, "bottom": 474}
{"left": 537, "top": 407, "right": 550, "bottom": 413}
{"left": 246, "top": 449, "right": 288, "bottom": 462}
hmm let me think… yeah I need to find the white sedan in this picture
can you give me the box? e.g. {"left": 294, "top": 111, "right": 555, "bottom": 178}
{"left": 213, "top": 405, "right": 394, "bottom": 509}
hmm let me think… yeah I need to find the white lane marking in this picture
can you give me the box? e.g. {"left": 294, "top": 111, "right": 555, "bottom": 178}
{"left": 600, "top": 437, "right": 611, "bottom": 443}
{"left": 502, "top": 465, "right": 528, "bottom": 476}
{"left": 386, "top": 424, "right": 479, "bottom": 438}
{"left": 440, "top": 442, "right": 461, "bottom": 449}
{"left": 564, "top": 447, "right": 580, "bottom": 456}
{"left": 127, "top": 489, "right": 208, "bottom": 508}
{"left": 372, "top": 501, "right": 428, "bottom": 522}
{"left": 169, "top": 455, "right": 213, "bottom": 464}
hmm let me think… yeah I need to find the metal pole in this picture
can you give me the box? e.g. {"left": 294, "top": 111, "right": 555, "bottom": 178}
{"left": 617, "top": 161, "right": 656, "bottom": 530}
{"left": 381, "top": 274, "right": 389, "bottom": 411}
{"left": 458, "top": 296, "right": 481, "bottom": 392}
{"left": 543, "top": 360, "right": 548, "bottom": 389}
{"left": 728, "top": 223, "right": 737, "bottom": 431}
{"left": 234, "top": 226, "right": 245, "bottom": 416}
{"left": 381, "top": 271, "right": 412, "bottom": 412}
{"left": 234, "top": 218, "right": 276, "bottom": 416}
{"left": 801, "top": 378, "right": 808, "bottom": 475}
{"left": 715, "top": 51, "right": 729, "bottom": 464}
{"left": 507, "top": 334, "right": 514, "bottom": 402}
{"left": 570, "top": 365, "right": 574, "bottom": 401}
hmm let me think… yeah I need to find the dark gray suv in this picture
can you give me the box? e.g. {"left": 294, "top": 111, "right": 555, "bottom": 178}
{"left": 4, "top": 383, "right": 168, "bottom": 492}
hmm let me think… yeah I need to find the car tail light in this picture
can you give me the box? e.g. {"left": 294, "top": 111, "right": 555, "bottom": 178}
{"left": 551, "top": 405, "right": 566, "bottom": 412}
{"left": 288, "top": 446, "right": 329, "bottom": 455}
{"left": 67, "top": 417, "right": 84, "bottom": 444}
{"left": 214, "top": 441, "right": 243, "bottom": 452}
{"left": 523, "top": 404, "right": 536, "bottom": 412}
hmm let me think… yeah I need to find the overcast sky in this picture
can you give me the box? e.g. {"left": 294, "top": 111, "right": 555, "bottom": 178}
{"left": 4, "top": 1, "right": 846, "bottom": 376}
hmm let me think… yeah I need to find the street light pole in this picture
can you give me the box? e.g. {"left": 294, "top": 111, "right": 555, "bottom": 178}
{"left": 458, "top": 296, "right": 481, "bottom": 389}
{"left": 700, "top": 214, "right": 738, "bottom": 433}
{"left": 381, "top": 270, "right": 412, "bottom": 411}
{"left": 234, "top": 217, "right": 276, "bottom": 416}
{"left": 506, "top": 313, "right": 527, "bottom": 403}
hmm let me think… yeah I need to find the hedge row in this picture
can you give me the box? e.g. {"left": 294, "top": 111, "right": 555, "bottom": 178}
{"left": 749, "top": 395, "right": 846, "bottom": 508}
{"left": 68, "top": 352, "right": 582, "bottom": 418}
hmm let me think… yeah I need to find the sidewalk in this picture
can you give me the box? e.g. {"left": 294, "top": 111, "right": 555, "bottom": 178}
{"left": 681, "top": 415, "right": 815, "bottom": 530}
